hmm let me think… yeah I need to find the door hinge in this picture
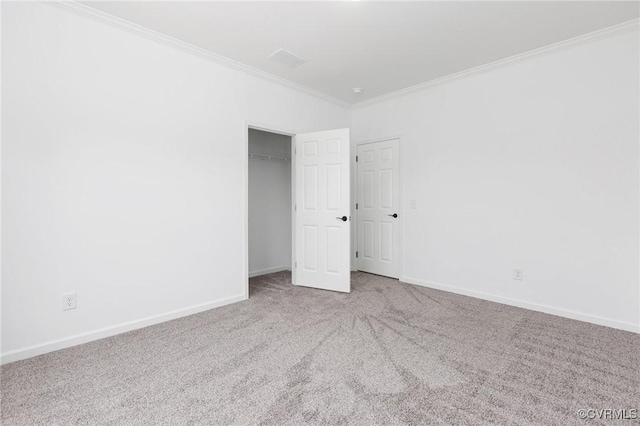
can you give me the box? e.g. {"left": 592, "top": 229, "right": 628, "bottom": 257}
{"left": 356, "top": 203, "right": 358, "bottom": 210}
{"left": 356, "top": 251, "right": 359, "bottom": 258}
{"left": 356, "top": 155, "right": 358, "bottom": 162}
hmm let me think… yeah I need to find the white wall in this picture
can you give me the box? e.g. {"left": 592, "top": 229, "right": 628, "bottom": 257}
{"left": 248, "top": 129, "right": 292, "bottom": 276}
{"left": 1, "top": 2, "right": 350, "bottom": 362}
{"left": 353, "top": 29, "right": 640, "bottom": 332}
{"left": 2, "top": 3, "right": 638, "bottom": 365}
{"left": 0, "top": 2, "right": 4, "bottom": 355}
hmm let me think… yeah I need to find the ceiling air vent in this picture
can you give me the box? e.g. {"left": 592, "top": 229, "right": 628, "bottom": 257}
{"left": 268, "top": 48, "right": 307, "bottom": 69}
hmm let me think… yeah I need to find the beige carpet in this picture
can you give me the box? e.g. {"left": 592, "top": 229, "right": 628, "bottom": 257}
{"left": 2, "top": 271, "right": 639, "bottom": 425}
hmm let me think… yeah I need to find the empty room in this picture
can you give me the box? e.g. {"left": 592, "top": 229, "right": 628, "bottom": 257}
{"left": 1, "top": 1, "right": 639, "bottom": 424}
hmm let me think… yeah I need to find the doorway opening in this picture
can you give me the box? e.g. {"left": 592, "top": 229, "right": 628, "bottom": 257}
{"left": 247, "top": 128, "right": 294, "bottom": 290}
{"left": 244, "top": 125, "right": 352, "bottom": 297}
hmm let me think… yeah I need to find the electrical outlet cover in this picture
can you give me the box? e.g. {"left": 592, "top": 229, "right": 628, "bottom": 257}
{"left": 62, "top": 292, "right": 77, "bottom": 311}
{"left": 513, "top": 268, "right": 524, "bottom": 281}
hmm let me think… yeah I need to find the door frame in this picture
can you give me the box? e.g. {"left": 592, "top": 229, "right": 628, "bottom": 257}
{"left": 354, "top": 136, "right": 404, "bottom": 278}
{"left": 244, "top": 122, "right": 297, "bottom": 299}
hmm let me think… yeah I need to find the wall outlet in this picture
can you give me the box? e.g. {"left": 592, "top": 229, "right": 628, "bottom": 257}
{"left": 513, "top": 268, "right": 524, "bottom": 281}
{"left": 62, "top": 292, "right": 77, "bottom": 311}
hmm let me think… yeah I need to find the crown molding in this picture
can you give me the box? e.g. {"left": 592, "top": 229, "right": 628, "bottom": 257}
{"left": 44, "top": 0, "right": 351, "bottom": 109}
{"left": 353, "top": 18, "right": 640, "bottom": 109}
{"left": 39, "top": 2, "right": 640, "bottom": 111}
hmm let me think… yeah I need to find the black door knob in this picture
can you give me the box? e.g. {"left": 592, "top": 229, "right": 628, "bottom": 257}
{"left": 336, "top": 216, "right": 348, "bottom": 222}
{"left": 387, "top": 213, "right": 398, "bottom": 218}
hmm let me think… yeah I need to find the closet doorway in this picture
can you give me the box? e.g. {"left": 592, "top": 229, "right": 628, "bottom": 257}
{"left": 247, "top": 128, "right": 293, "bottom": 280}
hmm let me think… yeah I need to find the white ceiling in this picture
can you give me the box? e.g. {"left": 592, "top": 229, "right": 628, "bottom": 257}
{"left": 82, "top": 1, "right": 639, "bottom": 104}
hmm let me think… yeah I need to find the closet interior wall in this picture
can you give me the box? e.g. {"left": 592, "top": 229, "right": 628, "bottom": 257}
{"left": 248, "top": 129, "right": 292, "bottom": 277}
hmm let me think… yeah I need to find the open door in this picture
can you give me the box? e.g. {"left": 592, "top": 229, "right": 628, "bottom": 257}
{"left": 294, "top": 128, "right": 351, "bottom": 293}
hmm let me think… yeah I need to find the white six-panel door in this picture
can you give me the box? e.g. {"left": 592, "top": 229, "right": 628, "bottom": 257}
{"left": 295, "top": 129, "right": 351, "bottom": 293}
{"left": 357, "top": 139, "right": 400, "bottom": 278}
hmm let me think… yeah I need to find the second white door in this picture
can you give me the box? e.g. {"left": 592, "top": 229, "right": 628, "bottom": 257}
{"left": 357, "top": 139, "right": 400, "bottom": 278}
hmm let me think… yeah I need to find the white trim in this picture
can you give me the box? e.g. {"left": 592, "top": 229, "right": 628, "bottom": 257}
{"left": 0, "top": 294, "right": 247, "bottom": 365}
{"left": 249, "top": 266, "right": 291, "bottom": 278}
{"left": 401, "top": 276, "right": 640, "bottom": 334}
{"left": 44, "top": 0, "right": 350, "bottom": 109}
{"left": 248, "top": 123, "right": 297, "bottom": 138}
{"left": 353, "top": 18, "right": 640, "bottom": 109}
{"left": 291, "top": 135, "right": 297, "bottom": 286}
{"left": 243, "top": 124, "right": 250, "bottom": 300}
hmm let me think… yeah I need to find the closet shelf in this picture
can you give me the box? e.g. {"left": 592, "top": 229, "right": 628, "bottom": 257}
{"left": 248, "top": 153, "right": 290, "bottom": 162}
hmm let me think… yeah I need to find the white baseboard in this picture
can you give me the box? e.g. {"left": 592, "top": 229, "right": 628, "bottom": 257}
{"left": 0, "top": 293, "right": 247, "bottom": 365}
{"left": 401, "top": 276, "right": 640, "bottom": 334}
{"left": 249, "top": 266, "right": 290, "bottom": 278}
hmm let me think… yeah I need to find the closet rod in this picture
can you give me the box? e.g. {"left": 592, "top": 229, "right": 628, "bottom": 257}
{"left": 248, "top": 153, "right": 290, "bottom": 162}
